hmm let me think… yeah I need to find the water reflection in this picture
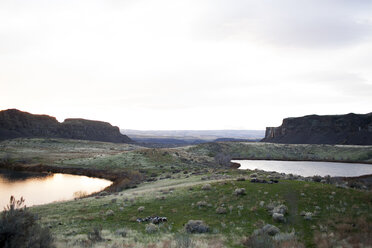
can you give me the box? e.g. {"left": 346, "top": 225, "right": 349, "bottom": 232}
{"left": 234, "top": 160, "right": 372, "bottom": 177}
{"left": 0, "top": 169, "right": 51, "bottom": 182}
{"left": 0, "top": 169, "right": 112, "bottom": 209}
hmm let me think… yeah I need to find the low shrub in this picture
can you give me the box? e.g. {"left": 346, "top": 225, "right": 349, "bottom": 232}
{"left": 202, "top": 184, "right": 212, "bottom": 190}
{"left": 216, "top": 207, "right": 227, "bottom": 214}
{"left": 138, "top": 206, "right": 145, "bottom": 212}
{"left": 115, "top": 228, "right": 127, "bottom": 237}
{"left": 73, "top": 190, "right": 88, "bottom": 199}
{"left": 196, "top": 201, "right": 208, "bottom": 207}
{"left": 242, "top": 233, "right": 275, "bottom": 248}
{"left": 87, "top": 226, "right": 104, "bottom": 242}
{"left": 312, "top": 175, "right": 322, "bottom": 182}
{"left": 145, "top": 223, "right": 158, "bottom": 234}
{"left": 234, "top": 188, "right": 246, "bottom": 196}
{"left": 185, "top": 220, "right": 209, "bottom": 233}
{"left": 174, "top": 232, "right": 195, "bottom": 248}
{"left": 0, "top": 196, "right": 55, "bottom": 248}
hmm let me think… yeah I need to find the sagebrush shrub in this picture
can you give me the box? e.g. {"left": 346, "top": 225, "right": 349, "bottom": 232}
{"left": 88, "top": 226, "right": 104, "bottom": 242}
{"left": 0, "top": 196, "right": 55, "bottom": 248}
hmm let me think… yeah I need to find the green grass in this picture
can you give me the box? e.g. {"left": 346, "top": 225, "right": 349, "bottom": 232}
{"left": 189, "top": 142, "right": 372, "bottom": 163}
{"left": 31, "top": 175, "right": 372, "bottom": 247}
{"left": 2, "top": 138, "right": 372, "bottom": 247}
{"left": 0, "top": 138, "right": 140, "bottom": 165}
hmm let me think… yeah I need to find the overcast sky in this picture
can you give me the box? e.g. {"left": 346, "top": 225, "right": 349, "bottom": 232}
{"left": 1, "top": 0, "right": 371, "bottom": 130}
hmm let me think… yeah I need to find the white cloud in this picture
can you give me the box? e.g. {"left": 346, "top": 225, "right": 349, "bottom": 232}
{"left": 0, "top": 0, "right": 371, "bottom": 129}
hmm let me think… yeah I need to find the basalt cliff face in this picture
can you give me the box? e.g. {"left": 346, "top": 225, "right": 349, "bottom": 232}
{"left": 0, "top": 109, "right": 132, "bottom": 143}
{"left": 262, "top": 113, "right": 372, "bottom": 145}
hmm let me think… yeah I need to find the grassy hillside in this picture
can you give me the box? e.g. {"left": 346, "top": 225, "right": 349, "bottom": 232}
{"left": 1, "top": 138, "right": 372, "bottom": 247}
{"left": 30, "top": 171, "right": 372, "bottom": 247}
{"left": 189, "top": 142, "right": 372, "bottom": 164}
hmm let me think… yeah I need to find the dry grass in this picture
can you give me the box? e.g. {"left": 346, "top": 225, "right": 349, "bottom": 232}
{"left": 314, "top": 216, "right": 372, "bottom": 248}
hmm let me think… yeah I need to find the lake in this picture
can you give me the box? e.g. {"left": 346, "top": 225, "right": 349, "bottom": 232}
{"left": 233, "top": 160, "right": 372, "bottom": 177}
{"left": 0, "top": 169, "right": 112, "bottom": 210}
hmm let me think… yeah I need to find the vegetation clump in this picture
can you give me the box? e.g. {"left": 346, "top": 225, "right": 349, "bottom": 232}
{"left": 201, "top": 184, "right": 212, "bottom": 190}
{"left": 196, "top": 201, "right": 208, "bottom": 208}
{"left": 137, "top": 206, "right": 145, "bottom": 212}
{"left": 174, "top": 232, "right": 195, "bottom": 248}
{"left": 216, "top": 207, "right": 227, "bottom": 214}
{"left": 185, "top": 220, "right": 209, "bottom": 233}
{"left": 145, "top": 223, "right": 158, "bottom": 233}
{"left": 234, "top": 188, "right": 246, "bottom": 196}
{"left": 87, "top": 226, "right": 104, "bottom": 242}
{"left": 260, "top": 224, "right": 280, "bottom": 236}
{"left": 272, "top": 213, "right": 285, "bottom": 222}
{"left": 0, "top": 196, "right": 55, "bottom": 248}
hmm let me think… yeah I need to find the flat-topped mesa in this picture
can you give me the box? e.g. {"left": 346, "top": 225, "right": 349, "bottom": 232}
{"left": 262, "top": 113, "right": 372, "bottom": 145}
{"left": 60, "top": 118, "right": 132, "bottom": 143}
{"left": 0, "top": 109, "right": 132, "bottom": 143}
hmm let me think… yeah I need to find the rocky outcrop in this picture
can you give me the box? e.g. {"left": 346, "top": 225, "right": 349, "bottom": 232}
{"left": 262, "top": 113, "right": 372, "bottom": 145}
{"left": 0, "top": 109, "right": 132, "bottom": 143}
{"left": 58, "top": 118, "right": 131, "bottom": 143}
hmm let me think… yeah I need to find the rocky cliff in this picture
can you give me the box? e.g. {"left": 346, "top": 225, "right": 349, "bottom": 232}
{"left": 262, "top": 113, "right": 372, "bottom": 145}
{"left": 0, "top": 109, "right": 132, "bottom": 143}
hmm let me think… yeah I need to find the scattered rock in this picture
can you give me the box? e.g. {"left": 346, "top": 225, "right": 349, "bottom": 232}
{"left": 251, "top": 178, "right": 279, "bottom": 184}
{"left": 237, "top": 177, "right": 246, "bottom": 181}
{"left": 136, "top": 216, "right": 168, "bottom": 224}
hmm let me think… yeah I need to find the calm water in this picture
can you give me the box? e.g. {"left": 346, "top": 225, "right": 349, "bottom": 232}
{"left": 0, "top": 169, "right": 112, "bottom": 210}
{"left": 233, "top": 160, "right": 372, "bottom": 177}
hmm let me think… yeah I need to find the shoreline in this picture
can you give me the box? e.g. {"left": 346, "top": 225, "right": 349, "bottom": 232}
{"left": 0, "top": 163, "right": 144, "bottom": 193}
{"left": 231, "top": 157, "right": 372, "bottom": 165}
